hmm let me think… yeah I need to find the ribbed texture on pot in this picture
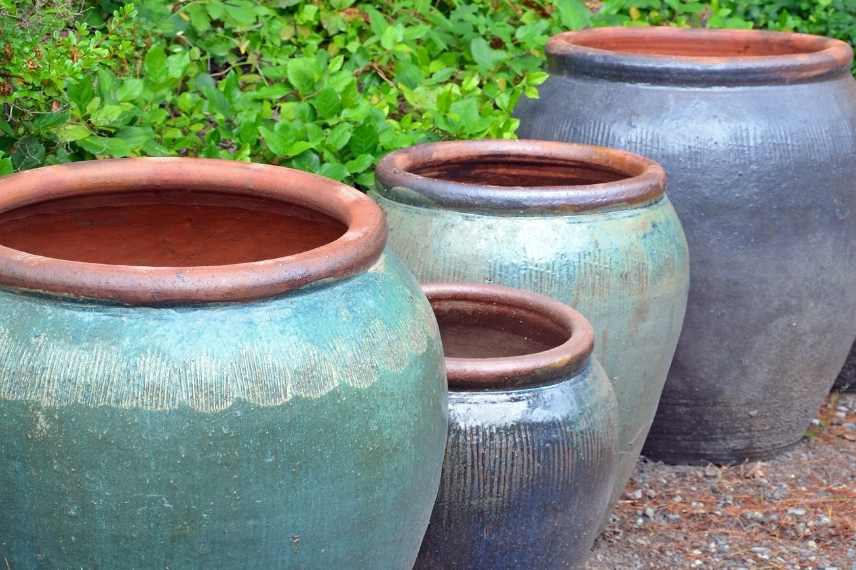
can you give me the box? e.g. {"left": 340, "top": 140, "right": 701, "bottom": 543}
{"left": 416, "top": 361, "right": 618, "bottom": 570}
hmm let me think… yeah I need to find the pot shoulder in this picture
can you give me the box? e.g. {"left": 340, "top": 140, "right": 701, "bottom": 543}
{"left": 517, "top": 73, "right": 856, "bottom": 207}
{"left": 0, "top": 251, "right": 443, "bottom": 412}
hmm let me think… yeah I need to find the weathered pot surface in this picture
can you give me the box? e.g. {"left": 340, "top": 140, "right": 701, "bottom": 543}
{"left": 0, "top": 158, "right": 448, "bottom": 569}
{"left": 416, "top": 282, "right": 617, "bottom": 570}
{"left": 373, "top": 139, "right": 689, "bottom": 515}
{"left": 833, "top": 342, "right": 856, "bottom": 393}
{"left": 516, "top": 27, "right": 856, "bottom": 464}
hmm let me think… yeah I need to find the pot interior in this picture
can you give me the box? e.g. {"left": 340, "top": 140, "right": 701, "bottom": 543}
{"left": 410, "top": 157, "right": 627, "bottom": 187}
{"left": 568, "top": 31, "right": 827, "bottom": 58}
{"left": 432, "top": 299, "right": 571, "bottom": 359}
{"left": 0, "top": 190, "right": 347, "bottom": 266}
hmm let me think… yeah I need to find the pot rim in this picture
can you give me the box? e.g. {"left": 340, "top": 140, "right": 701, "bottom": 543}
{"left": 423, "top": 282, "right": 595, "bottom": 390}
{"left": 547, "top": 27, "right": 854, "bottom": 86}
{"left": 374, "top": 139, "right": 665, "bottom": 214}
{"left": 0, "top": 158, "right": 387, "bottom": 305}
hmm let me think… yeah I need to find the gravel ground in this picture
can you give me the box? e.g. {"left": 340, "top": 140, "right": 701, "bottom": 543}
{"left": 588, "top": 393, "right": 856, "bottom": 570}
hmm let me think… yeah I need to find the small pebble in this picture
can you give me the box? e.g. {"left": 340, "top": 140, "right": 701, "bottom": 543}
{"left": 787, "top": 507, "right": 806, "bottom": 517}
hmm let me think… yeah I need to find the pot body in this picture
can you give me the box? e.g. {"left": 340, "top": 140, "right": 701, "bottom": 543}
{"left": 516, "top": 64, "right": 856, "bottom": 463}
{"left": 416, "top": 359, "right": 617, "bottom": 570}
{"left": 373, "top": 191, "right": 688, "bottom": 512}
{"left": 0, "top": 253, "right": 447, "bottom": 569}
{"left": 834, "top": 342, "right": 856, "bottom": 392}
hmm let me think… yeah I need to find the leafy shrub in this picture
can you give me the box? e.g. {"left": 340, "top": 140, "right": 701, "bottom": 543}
{"left": 1, "top": 0, "right": 855, "bottom": 188}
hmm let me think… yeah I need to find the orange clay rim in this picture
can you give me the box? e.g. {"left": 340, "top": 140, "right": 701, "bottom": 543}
{"left": 0, "top": 158, "right": 387, "bottom": 305}
{"left": 423, "top": 282, "right": 596, "bottom": 390}
{"left": 547, "top": 27, "right": 853, "bottom": 85}
{"left": 375, "top": 139, "right": 666, "bottom": 214}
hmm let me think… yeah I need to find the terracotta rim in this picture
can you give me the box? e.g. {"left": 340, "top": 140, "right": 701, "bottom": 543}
{"left": 0, "top": 158, "right": 386, "bottom": 304}
{"left": 547, "top": 27, "right": 853, "bottom": 85}
{"left": 375, "top": 140, "right": 665, "bottom": 213}
{"left": 423, "top": 283, "right": 595, "bottom": 390}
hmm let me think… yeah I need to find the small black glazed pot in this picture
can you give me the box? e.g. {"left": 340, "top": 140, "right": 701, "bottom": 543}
{"left": 417, "top": 283, "right": 618, "bottom": 570}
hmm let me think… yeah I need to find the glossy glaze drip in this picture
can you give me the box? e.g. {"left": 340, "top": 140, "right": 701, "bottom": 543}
{"left": 0, "top": 190, "right": 346, "bottom": 266}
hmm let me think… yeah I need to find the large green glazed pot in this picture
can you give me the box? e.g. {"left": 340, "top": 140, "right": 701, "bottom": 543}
{"left": 372, "top": 140, "right": 689, "bottom": 516}
{"left": 0, "top": 158, "right": 448, "bottom": 569}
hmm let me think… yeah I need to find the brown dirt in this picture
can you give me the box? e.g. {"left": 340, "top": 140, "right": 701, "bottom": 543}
{"left": 588, "top": 392, "right": 856, "bottom": 569}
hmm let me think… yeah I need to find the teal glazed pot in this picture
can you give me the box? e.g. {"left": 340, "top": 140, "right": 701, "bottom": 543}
{"left": 0, "top": 158, "right": 447, "bottom": 569}
{"left": 515, "top": 27, "right": 856, "bottom": 463}
{"left": 373, "top": 140, "right": 689, "bottom": 514}
{"left": 416, "top": 283, "right": 617, "bottom": 570}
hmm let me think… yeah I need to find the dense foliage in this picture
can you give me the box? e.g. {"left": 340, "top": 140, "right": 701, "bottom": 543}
{"left": 1, "top": 0, "right": 854, "bottom": 187}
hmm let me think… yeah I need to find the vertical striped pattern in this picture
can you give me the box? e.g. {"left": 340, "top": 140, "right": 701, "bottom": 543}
{"left": 417, "top": 363, "right": 618, "bottom": 569}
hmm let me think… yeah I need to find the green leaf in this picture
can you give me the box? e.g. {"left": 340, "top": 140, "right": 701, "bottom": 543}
{"left": 470, "top": 38, "right": 506, "bottom": 71}
{"left": 0, "top": 119, "right": 12, "bottom": 137}
{"left": 223, "top": 1, "right": 257, "bottom": 27}
{"left": 285, "top": 141, "right": 315, "bottom": 157}
{"left": 144, "top": 43, "right": 169, "bottom": 85}
{"left": 450, "top": 97, "right": 480, "bottom": 125}
{"left": 11, "top": 137, "right": 46, "bottom": 170}
{"left": 349, "top": 124, "right": 378, "bottom": 156}
{"left": 287, "top": 57, "right": 319, "bottom": 95}
{"left": 67, "top": 78, "right": 95, "bottom": 113}
{"left": 319, "top": 162, "right": 349, "bottom": 181}
{"left": 117, "top": 79, "right": 144, "bottom": 102}
{"left": 115, "top": 127, "right": 154, "bottom": 149}
{"left": 381, "top": 25, "right": 403, "bottom": 50}
{"left": 166, "top": 51, "right": 191, "bottom": 79}
{"left": 327, "top": 123, "right": 352, "bottom": 151}
{"left": 194, "top": 74, "right": 230, "bottom": 116}
{"left": 186, "top": 4, "right": 211, "bottom": 32}
{"left": 312, "top": 88, "right": 341, "bottom": 119}
{"left": 290, "top": 150, "right": 320, "bottom": 172}
{"left": 96, "top": 70, "right": 119, "bottom": 105}
{"left": 260, "top": 126, "right": 314, "bottom": 157}
{"left": 33, "top": 111, "right": 69, "bottom": 132}
{"left": 54, "top": 124, "right": 91, "bottom": 142}
{"left": 552, "top": 0, "right": 591, "bottom": 30}
{"left": 0, "top": 155, "right": 12, "bottom": 176}
{"left": 76, "top": 136, "right": 133, "bottom": 158}
{"left": 345, "top": 154, "right": 374, "bottom": 174}
{"left": 206, "top": 0, "right": 225, "bottom": 19}
{"left": 90, "top": 104, "right": 125, "bottom": 127}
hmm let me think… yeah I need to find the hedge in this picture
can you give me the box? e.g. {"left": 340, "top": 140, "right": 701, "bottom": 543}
{"left": 0, "top": 0, "right": 854, "bottom": 188}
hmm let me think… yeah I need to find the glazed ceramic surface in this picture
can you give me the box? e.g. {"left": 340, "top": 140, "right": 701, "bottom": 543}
{"left": 373, "top": 140, "right": 688, "bottom": 510}
{"left": 516, "top": 27, "right": 856, "bottom": 463}
{"left": 0, "top": 159, "right": 448, "bottom": 569}
{"left": 416, "top": 284, "right": 617, "bottom": 570}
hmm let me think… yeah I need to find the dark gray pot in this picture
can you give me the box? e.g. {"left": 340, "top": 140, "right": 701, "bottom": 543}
{"left": 516, "top": 27, "right": 856, "bottom": 464}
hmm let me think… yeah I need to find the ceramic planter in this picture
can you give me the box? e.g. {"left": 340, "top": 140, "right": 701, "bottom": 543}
{"left": 416, "top": 283, "right": 617, "bottom": 570}
{"left": 834, "top": 344, "right": 856, "bottom": 392}
{"left": 516, "top": 27, "right": 856, "bottom": 463}
{"left": 373, "top": 140, "right": 688, "bottom": 513}
{"left": 0, "top": 158, "right": 448, "bottom": 569}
